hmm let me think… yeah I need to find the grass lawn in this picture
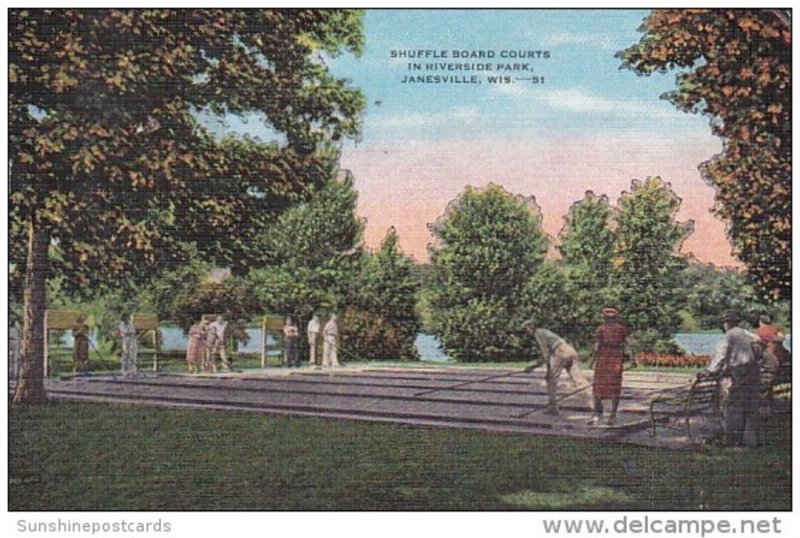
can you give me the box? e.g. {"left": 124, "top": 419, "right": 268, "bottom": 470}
{"left": 9, "top": 401, "right": 790, "bottom": 511}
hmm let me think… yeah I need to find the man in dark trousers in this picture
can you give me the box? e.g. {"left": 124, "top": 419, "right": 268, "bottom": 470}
{"left": 704, "top": 310, "right": 761, "bottom": 447}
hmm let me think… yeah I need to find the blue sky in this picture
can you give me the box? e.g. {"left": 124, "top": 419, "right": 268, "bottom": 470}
{"left": 328, "top": 9, "right": 711, "bottom": 142}
{"left": 212, "top": 9, "right": 731, "bottom": 265}
{"left": 322, "top": 10, "right": 732, "bottom": 265}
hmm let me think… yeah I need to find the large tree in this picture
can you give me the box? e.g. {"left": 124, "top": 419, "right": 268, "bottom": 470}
{"left": 249, "top": 173, "right": 365, "bottom": 323}
{"left": 343, "top": 227, "right": 421, "bottom": 361}
{"left": 619, "top": 9, "right": 791, "bottom": 301}
{"left": 428, "top": 184, "right": 548, "bottom": 362}
{"left": 9, "top": 9, "right": 365, "bottom": 403}
{"left": 613, "top": 177, "right": 693, "bottom": 350}
{"left": 555, "top": 191, "right": 618, "bottom": 346}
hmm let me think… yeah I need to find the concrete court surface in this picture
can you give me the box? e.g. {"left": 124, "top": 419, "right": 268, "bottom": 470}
{"left": 37, "top": 364, "right": 721, "bottom": 449}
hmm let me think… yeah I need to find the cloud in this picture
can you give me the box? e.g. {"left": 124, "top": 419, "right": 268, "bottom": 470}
{"left": 536, "top": 88, "right": 677, "bottom": 119}
{"left": 542, "top": 32, "right": 621, "bottom": 52}
{"left": 491, "top": 86, "right": 679, "bottom": 120}
{"left": 369, "top": 106, "right": 479, "bottom": 129}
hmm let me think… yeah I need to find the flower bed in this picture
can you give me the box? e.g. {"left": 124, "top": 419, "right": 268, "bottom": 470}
{"left": 638, "top": 352, "right": 711, "bottom": 368}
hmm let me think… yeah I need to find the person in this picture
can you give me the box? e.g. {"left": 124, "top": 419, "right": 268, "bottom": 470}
{"left": 283, "top": 317, "right": 300, "bottom": 367}
{"left": 119, "top": 314, "right": 138, "bottom": 376}
{"left": 9, "top": 321, "right": 22, "bottom": 382}
{"left": 589, "top": 306, "right": 635, "bottom": 425}
{"left": 322, "top": 314, "right": 340, "bottom": 368}
{"left": 755, "top": 314, "right": 782, "bottom": 343}
{"left": 521, "top": 320, "right": 592, "bottom": 415}
{"left": 186, "top": 318, "right": 206, "bottom": 374}
{"left": 703, "top": 310, "right": 761, "bottom": 447}
{"left": 201, "top": 319, "right": 217, "bottom": 373}
{"left": 307, "top": 314, "right": 321, "bottom": 366}
{"left": 208, "top": 315, "right": 231, "bottom": 371}
{"left": 72, "top": 314, "right": 90, "bottom": 375}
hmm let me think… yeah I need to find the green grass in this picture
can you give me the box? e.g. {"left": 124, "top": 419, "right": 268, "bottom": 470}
{"left": 9, "top": 401, "right": 791, "bottom": 510}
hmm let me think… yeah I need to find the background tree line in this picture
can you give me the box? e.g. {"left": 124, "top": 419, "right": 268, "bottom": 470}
{"left": 26, "top": 176, "right": 787, "bottom": 367}
{"left": 9, "top": 9, "right": 790, "bottom": 402}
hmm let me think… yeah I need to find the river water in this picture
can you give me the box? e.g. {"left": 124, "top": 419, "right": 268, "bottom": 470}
{"left": 57, "top": 328, "right": 737, "bottom": 361}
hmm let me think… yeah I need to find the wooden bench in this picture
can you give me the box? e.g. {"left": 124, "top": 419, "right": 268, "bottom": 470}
{"left": 649, "top": 373, "right": 722, "bottom": 440}
{"left": 762, "top": 361, "right": 791, "bottom": 414}
{"left": 650, "top": 362, "right": 791, "bottom": 440}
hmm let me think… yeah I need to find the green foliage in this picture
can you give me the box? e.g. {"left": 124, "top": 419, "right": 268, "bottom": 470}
{"left": 428, "top": 184, "right": 548, "bottom": 362}
{"left": 339, "top": 307, "right": 414, "bottom": 361}
{"left": 559, "top": 191, "right": 616, "bottom": 276}
{"left": 134, "top": 248, "right": 213, "bottom": 321}
{"left": 171, "top": 277, "right": 259, "bottom": 344}
{"left": 346, "top": 228, "right": 421, "bottom": 360}
{"left": 250, "top": 174, "right": 364, "bottom": 324}
{"left": 555, "top": 192, "right": 619, "bottom": 347}
{"left": 613, "top": 177, "right": 693, "bottom": 346}
{"left": 519, "top": 261, "right": 578, "bottom": 356}
{"left": 9, "top": 9, "right": 366, "bottom": 401}
{"left": 680, "top": 260, "right": 788, "bottom": 330}
{"left": 9, "top": 8, "right": 366, "bottom": 292}
{"left": 619, "top": 9, "right": 791, "bottom": 301}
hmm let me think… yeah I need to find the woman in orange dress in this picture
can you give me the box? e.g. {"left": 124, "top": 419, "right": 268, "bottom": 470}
{"left": 590, "top": 306, "right": 632, "bottom": 425}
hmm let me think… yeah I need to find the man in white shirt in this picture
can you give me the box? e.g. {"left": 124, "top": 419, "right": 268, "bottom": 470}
{"left": 323, "top": 314, "right": 340, "bottom": 368}
{"left": 208, "top": 315, "right": 230, "bottom": 371}
{"left": 704, "top": 310, "right": 760, "bottom": 447}
{"left": 307, "top": 314, "right": 321, "bottom": 366}
{"left": 522, "top": 320, "right": 592, "bottom": 416}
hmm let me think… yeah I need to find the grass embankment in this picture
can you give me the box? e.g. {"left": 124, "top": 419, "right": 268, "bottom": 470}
{"left": 9, "top": 401, "right": 790, "bottom": 510}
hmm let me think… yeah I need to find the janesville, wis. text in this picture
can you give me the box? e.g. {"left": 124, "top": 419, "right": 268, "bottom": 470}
{"left": 391, "top": 49, "right": 550, "bottom": 85}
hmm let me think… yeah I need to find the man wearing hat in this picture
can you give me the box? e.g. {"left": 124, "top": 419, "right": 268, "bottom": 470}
{"left": 208, "top": 315, "right": 231, "bottom": 371}
{"left": 704, "top": 310, "right": 761, "bottom": 447}
{"left": 522, "top": 320, "right": 592, "bottom": 415}
{"left": 589, "top": 306, "right": 634, "bottom": 425}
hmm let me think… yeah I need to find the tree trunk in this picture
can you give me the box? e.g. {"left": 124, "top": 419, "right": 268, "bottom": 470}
{"left": 13, "top": 216, "right": 49, "bottom": 405}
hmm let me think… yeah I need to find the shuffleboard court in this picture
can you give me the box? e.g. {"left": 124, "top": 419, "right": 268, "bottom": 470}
{"left": 39, "top": 365, "right": 714, "bottom": 449}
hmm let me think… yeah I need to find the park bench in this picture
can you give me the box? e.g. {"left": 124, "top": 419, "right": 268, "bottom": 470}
{"left": 761, "top": 361, "right": 791, "bottom": 414}
{"left": 650, "top": 361, "right": 792, "bottom": 440}
{"left": 649, "top": 372, "right": 723, "bottom": 440}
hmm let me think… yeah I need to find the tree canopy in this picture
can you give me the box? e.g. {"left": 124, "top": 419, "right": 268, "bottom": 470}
{"left": 250, "top": 173, "right": 365, "bottom": 322}
{"left": 342, "top": 227, "right": 421, "bottom": 361}
{"left": 9, "top": 8, "right": 366, "bottom": 403}
{"left": 613, "top": 177, "right": 693, "bottom": 350}
{"left": 428, "top": 184, "right": 548, "bottom": 362}
{"left": 619, "top": 9, "right": 791, "bottom": 301}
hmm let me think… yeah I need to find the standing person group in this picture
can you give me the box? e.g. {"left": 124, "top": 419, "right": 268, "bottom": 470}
{"left": 185, "top": 315, "right": 230, "bottom": 373}
{"left": 523, "top": 305, "right": 635, "bottom": 426}
{"left": 303, "top": 312, "right": 340, "bottom": 368}
{"left": 702, "top": 310, "right": 769, "bottom": 447}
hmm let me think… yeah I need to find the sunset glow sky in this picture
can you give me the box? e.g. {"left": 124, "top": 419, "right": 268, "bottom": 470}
{"left": 225, "top": 9, "right": 738, "bottom": 266}
{"left": 327, "top": 9, "right": 737, "bottom": 266}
